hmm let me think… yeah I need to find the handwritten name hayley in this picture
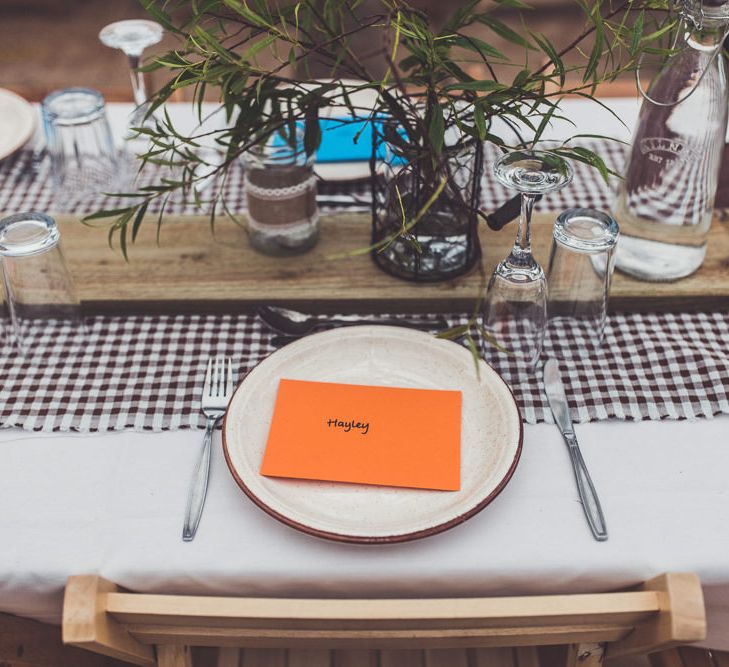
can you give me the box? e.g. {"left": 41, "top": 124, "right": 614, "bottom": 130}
{"left": 327, "top": 418, "right": 370, "bottom": 435}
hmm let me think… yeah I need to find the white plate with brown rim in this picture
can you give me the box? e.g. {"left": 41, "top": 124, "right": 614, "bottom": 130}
{"left": 222, "top": 325, "right": 522, "bottom": 544}
{"left": 0, "top": 89, "right": 35, "bottom": 161}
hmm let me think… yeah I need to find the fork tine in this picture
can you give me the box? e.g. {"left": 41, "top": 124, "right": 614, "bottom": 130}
{"left": 226, "top": 358, "right": 233, "bottom": 396}
{"left": 216, "top": 355, "right": 224, "bottom": 397}
{"left": 219, "top": 355, "right": 226, "bottom": 397}
{"left": 203, "top": 358, "right": 213, "bottom": 397}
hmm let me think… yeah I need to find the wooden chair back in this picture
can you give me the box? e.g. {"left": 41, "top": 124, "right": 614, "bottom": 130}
{"left": 61, "top": 573, "right": 706, "bottom": 667}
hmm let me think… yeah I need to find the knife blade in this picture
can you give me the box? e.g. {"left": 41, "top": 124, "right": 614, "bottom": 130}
{"left": 543, "top": 359, "right": 608, "bottom": 542}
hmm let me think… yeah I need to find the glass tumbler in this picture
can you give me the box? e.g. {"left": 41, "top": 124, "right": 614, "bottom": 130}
{"left": 41, "top": 87, "right": 121, "bottom": 198}
{"left": 243, "top": 131, "right": 319, "bottom": 256}
{"left": 0, "top": 212, "right": 81, "bottom": 353}
{"left": 544, "top": 208, "right": 619, "bottom": 360}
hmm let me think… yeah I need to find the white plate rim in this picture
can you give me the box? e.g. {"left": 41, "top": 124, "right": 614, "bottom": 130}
{"left": 222, "top": 325, "right": 523, "bottom": 544}
{"left": 0, "top": 89, "right": 35, "bottom": 161}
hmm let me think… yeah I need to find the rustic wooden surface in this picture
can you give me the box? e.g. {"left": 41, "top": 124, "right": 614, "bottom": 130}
{"left": 49, "top": 212, "right": 729, "bottom": 315}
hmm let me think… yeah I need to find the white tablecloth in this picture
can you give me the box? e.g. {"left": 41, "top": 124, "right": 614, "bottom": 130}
{"left": 2, "top": 418, "right": 729, "bottom": 649}
{"left": 3, "top": 97, "right": 729, "bottom": 650}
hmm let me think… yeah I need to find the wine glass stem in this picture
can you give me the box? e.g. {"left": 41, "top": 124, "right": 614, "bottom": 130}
{"left": 127, "top": 54, "right": 148, "bottom": 108}
{"left": 509, "top": 193, "right": 537, "bottom": 267}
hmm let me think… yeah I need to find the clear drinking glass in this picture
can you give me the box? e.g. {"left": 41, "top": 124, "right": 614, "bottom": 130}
{"left": 544, "top": 208, "right": 619, "bottom": 360}
{"left": 98, "top": 19, "right": 164, "bottom": 136}
{"left": 482, "top": 150, "right": 573, "bottom": 367}
{"left": 41, "top": 87, "right": 120, "bottom": 198}
{"left": 0, "top": 212, "right": 81, "bottom": 353}
{"left": 243, "top": 133, "right": 319, "bottom": 255}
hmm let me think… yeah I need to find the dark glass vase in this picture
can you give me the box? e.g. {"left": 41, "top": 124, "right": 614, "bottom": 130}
{"left": 369, "top": 121, "right": 483, "bottom": 282}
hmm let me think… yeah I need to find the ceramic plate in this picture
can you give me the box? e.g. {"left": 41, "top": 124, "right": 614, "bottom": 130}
{"left": 314, "top": 161, "right": 371, "bottom": 182}
{"left": 312, "top": 79, "right": 376, "bottom": 183}
{"left": 223, "top": 326, "right": 522, "bottom": 544}
{"left": 0, "top": 89, "right": 35, "bottom": 161}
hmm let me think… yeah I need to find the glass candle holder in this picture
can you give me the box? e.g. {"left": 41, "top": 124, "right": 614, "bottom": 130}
{"left": 544, "top": 208, "right": 619, "bottom": 361}
{"left": 243, "top": 132, "right": 319, "bottom": 256}
{"left": 0, "top": 212, "right": 81, "bottom": 354}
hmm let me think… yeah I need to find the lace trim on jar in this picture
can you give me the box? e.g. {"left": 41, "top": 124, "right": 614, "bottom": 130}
{"left": 247, "top": 211, "right": 320, "bottom": 232}
{"left": 243, "top": 174, "right": 317, "bottom": 200}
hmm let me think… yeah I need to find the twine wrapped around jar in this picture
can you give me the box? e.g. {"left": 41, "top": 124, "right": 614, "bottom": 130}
{"left": 244, "top": 172, "right": 318, "bottom": 232}
{"left": 243, "top": 132, "right": 319, "bottom": 256}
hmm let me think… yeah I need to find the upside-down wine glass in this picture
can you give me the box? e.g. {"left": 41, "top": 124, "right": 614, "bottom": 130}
{"left": 483, "top": 150, "right": 573, "bottom": 368}
{"left": 98, "top": 20, "right": 164, "bottom": 137}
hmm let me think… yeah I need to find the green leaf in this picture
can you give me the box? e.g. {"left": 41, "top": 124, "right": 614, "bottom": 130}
{"left": 532, "top": 32, "right": 564, "bottom": 86}
{"left": 474, "top": 104, "right": 487, "bottom": 140}
{"left": 583, "top": 8, "right": 604, "bottom": 83}
{"left": 450, "top": 35, "right": 506, "bottom": 61}
{"left": 83, "top": 207, "right": 135, "bottom": 222}
{"left": 131, "top": 202, "right": 149, "bottom": 243}
{"left": 242, "top": 34, "right": 277, "bottom": 61}
{"left": 558, "top": 146, "right": 614, "bottom": 183}
{"left": 477, "top": 16, "right": 534, "bottom": 50}
{"left": 491, "top": 0, "right": 532, "bottom": 9}
{"left": 428, "top": 103, "right": 445, "bottom": 155}
{"left": 443, "top": 80, "right": 506, "bottom": 92}
{"left": 630, "top": 11, "right": 645, "bottom": 56}
{"left": 442, "top": 0, "right": 480, "bottom": 32}
{"left": 464, "top": 335, "right": 481, "bottom": 380}
{"left": 303, "top": 105, "right": 321, "bottom": 156}
{"left": 512, "top": 68, "right": 531, "bottom": 88}
{"left": 139, "top": 0, "right": 179, "bottom": 33}
{"left": 533, "top": 104, "right": 558, "bottom": 143}
{"left": 222, "top": 0, "right": 271, "bottom": 27}
{"left": 572, "top": 92, "right": 629, "bottom": 131}
{"left": 436, "top": 324, "right": 470, "bottom": 340}
{"left": 115, "top": 209, "right": 134, "bottom": 261}
{"left": 640, "top": 21, "right": 678, "bottom": 44}
{"left": 398, "top": 54, "right": 421, "bottom": 71}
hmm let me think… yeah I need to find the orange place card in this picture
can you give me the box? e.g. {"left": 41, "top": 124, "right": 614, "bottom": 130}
{"left": 260, "top": 379, "right": 462, "bottom": 491}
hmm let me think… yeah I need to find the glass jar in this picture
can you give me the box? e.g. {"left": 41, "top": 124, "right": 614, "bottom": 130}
{"left": 370, "top": 120, "right": 483, "bottom": 282}
{"left": 612, "top": 1, "right": 729, "bottom": 280}
{"left": 243, "top": 133, "right": 319, "bottom": 256}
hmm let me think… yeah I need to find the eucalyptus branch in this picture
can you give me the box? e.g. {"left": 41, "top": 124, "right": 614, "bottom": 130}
{"left": 533, "top": 0, "right": 642, "bottom": 78}
{"left": 90, "top": 0, "right": 673, "bottom": 256}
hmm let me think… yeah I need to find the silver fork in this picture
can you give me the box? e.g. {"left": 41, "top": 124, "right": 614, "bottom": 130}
{"left": 182, "top": 355, "right": 235, "bottom": 541}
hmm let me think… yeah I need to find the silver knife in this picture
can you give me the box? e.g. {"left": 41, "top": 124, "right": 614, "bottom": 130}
{"left": 543, "top": 359, "right": 608, "bottom": 541}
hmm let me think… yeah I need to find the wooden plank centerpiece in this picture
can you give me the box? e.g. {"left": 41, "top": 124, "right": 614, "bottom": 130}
{"left": 47, "top": 212, "right": 729, "bottom": 314}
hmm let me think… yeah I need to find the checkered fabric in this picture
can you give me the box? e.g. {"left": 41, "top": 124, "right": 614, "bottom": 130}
{"left": 0, "top": 311, "right": 726, "bottom": 431}
{"left": 0, "top": 140, "right": 624, "bottom": 215}
{"left": 1, "top": 139, "right": 727, "bottom": 432}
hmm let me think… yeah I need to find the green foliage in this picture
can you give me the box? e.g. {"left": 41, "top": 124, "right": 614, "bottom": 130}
{"left": 92, "top": 0, "right": 675, "bottom": 256}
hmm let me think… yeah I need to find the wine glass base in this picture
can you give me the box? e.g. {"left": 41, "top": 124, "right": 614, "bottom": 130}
{"left": 482, "top": 268, "right": 547, "bottom": 369}
{"left": 493, "top": 258, "right": 545, "bottom": 285}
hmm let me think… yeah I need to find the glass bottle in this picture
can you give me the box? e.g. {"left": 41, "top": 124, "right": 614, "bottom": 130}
{"left": 612, "top": 0, "right": 729, "bottom": 280}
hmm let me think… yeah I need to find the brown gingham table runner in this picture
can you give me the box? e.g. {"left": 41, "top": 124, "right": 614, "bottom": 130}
{"left": 1, "top": 140, "right": 728, "bottom": 431}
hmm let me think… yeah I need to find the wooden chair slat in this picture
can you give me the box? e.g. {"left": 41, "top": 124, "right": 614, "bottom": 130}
{"left": 471, "top": 647, "right": 516, "bottom": 667}
{"left": 103, "top": 591, "right": 660, "bottom": 626}
{"left": 330, "top": 649, "right": 377, "bottom": 667}
{"left": 424, "top": 648, "right": 468, "bottom": 667}
{"left": 286, "top": 650, "right": 331, "bottom": 667}
{"left": 60, "top": 573, "right": 706, "bottom": 667}
{"left": 240, "top": 648, "right": 286, "bottom": 667}
{"left": 379, "top": 649, "right": 424, "bottom": 667}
